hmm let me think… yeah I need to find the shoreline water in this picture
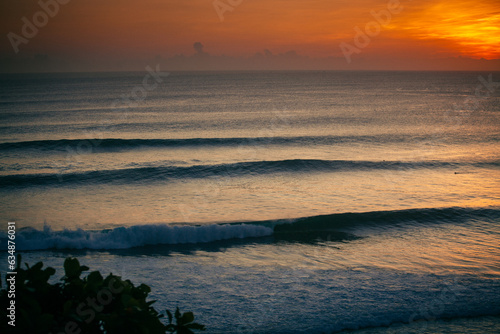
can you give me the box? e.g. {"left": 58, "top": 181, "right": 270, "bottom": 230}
{"left": 338, "top": 315, "right": 500, "bottom": 334}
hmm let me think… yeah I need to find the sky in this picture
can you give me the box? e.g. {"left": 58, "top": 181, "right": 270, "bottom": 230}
{"left": 1, "top": 0, "right": 499, "bottom": 71}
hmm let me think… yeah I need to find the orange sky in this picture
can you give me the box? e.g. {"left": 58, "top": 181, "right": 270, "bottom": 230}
{"left": 1, "top": 0, "right": 499, "bottom": 70}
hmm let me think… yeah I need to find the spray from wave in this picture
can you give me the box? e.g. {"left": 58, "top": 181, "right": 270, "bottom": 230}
{"left": 6, "top": 223, "right": 273, "bottom": 251}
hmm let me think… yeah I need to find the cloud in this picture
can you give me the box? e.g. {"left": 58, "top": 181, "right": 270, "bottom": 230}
{"left": 387, "top": 0, "right": 500, "bottom": 59}
{"left": 193, "top": 42, "right": 205, "bottom": 54}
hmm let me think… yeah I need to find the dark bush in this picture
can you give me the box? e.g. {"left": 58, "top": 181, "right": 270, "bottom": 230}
{"left": 1, "top": 255, "right": 205, "bottom": 334}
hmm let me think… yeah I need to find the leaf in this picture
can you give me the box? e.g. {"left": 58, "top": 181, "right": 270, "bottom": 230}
{"left": 175, "top": 307, "right": 181, "bottom": 321}
{"left": 31, "top": 262, "right": 44, "bottom": 272}
{"left": 45, "top": 267, "right": 56, "bottom": 276}
{"left": 138, "top": 283, "right": 151, "bottom": 294}
{"left": 121, "top": 294, "right": 132, "bottom": 305}
{"left": 166, "top": 309, "right": 173, "bottom": 324}
{"left": 63, "top": 300, "right": 73, "bottom": 315}
{"left": 37, "top": 313, "right": 54, "bottom": 330}
{"left": 64, "top": 258, "right": 81, "bottom": 278}
{"left": 87, "top": 271, "right": 103, "bottom": 286}
{"left": 180, "top": 312, "right": 195, "bottom": 325}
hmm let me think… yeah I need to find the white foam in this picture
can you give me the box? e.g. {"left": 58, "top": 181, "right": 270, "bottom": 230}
{"left": 6, "top": 223, "right": 273, "bottom": 250}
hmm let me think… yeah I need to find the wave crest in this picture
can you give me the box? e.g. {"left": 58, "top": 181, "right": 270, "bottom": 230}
{"left": 5, "top": 223, "right": 273, "bottom": 251}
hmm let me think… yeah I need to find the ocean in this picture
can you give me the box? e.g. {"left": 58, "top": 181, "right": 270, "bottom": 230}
{"left": 1, "top": 70, "right": 499, "bottom": 333}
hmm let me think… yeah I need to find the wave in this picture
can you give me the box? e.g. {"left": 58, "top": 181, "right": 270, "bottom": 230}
{"left": 273, "top": 206, "right": 500, "bottom": 233}
{"left": 2, "top": 159, "right": 497, "bottom": 188}
{"left": 2, "top": 207, "right": 498, "bottom": 251}
{"left": 1, "top": 134, "right": 498, "bottom": 152}
{"left": 5, "top": 223, "right": 274, "bottom": 251}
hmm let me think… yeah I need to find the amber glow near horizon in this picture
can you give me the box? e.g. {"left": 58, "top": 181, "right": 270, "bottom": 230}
{"left": 0, "top": 0, "right": 499, "bottom": 69}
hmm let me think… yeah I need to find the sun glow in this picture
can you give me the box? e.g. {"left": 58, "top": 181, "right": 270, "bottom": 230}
{"left": 392, "top": 1, "right": 500, "bottom": 59}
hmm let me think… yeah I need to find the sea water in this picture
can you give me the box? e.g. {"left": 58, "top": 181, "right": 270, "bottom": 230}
{"left": 1, "top": 71, "right": 499, "bottom": 333}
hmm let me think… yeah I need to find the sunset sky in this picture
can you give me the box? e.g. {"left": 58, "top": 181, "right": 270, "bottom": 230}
{"left": 1, "top": 0, "right": 499, "bottom": 71}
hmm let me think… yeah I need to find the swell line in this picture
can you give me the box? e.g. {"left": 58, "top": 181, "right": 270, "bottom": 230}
{"left": 0, "top": 136, "right": 398, "bottom": 151}
{"left": 1, "top": 158, "right": 490, "bottom": 188}
{"left": 1, "top": 134, "right": 498, "bottom": 152}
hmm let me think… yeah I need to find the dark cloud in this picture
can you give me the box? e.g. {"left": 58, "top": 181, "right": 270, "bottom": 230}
{"left": 193, "top": 42, "right": 204, "bottom": 54}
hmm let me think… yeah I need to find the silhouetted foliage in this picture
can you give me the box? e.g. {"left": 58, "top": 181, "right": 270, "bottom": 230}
{"left": 1, "top": 255, "right": 205, "bottom": 334}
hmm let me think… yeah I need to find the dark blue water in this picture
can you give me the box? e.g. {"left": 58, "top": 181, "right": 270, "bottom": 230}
{"left": 1, "top": 71, "right": 499, "bottom": 333}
